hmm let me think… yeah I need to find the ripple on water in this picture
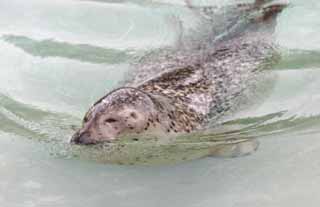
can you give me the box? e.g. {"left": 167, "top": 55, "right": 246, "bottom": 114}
{"left": 0, "top": 0, "right": 320, "bottom": 166}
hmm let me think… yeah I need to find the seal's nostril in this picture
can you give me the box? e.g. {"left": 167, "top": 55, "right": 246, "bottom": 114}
{"left": 70, "top": 131, "right": 87, "bottom": 144}
{"left": 70, "top": 131, "right": 93, "bottom": 145}
{"left": 70, "top": 131, "right": 81, "bottom": 144}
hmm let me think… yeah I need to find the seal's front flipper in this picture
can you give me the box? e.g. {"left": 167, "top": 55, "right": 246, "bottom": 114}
{"left": 209, "top": 139, "right": 259, "bottom": 158}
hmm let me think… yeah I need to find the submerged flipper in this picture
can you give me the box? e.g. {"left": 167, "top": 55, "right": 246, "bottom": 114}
{"left": 208, "top": 139, "right": 259, "bottom": 158}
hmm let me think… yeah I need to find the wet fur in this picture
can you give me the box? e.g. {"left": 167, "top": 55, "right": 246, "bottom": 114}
{"left": 72, "top": 0, "right": 288, "bottom": 144}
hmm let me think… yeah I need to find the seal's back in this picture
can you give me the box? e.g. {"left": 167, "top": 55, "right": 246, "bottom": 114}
{"left": 125, "top": 1, "right": 287, "bottom": 123}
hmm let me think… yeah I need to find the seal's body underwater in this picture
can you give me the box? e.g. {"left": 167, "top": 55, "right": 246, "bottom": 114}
{"left": 72, "top": 0, "right": 288, "bottom": 145}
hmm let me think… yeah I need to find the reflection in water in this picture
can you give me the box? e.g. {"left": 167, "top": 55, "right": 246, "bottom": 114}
{"left": 276, "top": 49, "right": 320, "bottom": 70}
{"left": 2, "top": 91, "right": 320, "bottom": 165}
{"left": 0, "top": 0, "right": 320, "bottom": 165}
{"left": 4, "top": 35, "right": 320, "bottom": 71}
{"left": 0, "top": 94, "right": 76, "bottom": 142}
{"left": 1, "top": 0, "right": 320, "bottom": 206}
{"left": 2, "top": 35, "right": 133, "bottom": 64}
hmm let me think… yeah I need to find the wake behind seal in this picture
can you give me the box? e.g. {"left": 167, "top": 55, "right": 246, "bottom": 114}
{"left": 71, "top": 0, "right": 288, "bottom": 146}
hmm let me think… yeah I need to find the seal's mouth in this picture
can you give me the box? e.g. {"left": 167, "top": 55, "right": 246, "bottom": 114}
{"left": 70, "top": 129, "right": 118, "bottom": 145}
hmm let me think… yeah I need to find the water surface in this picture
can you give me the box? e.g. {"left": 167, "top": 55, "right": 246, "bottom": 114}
{"left": 1, "top": 0, "right": 320, "bottom": 206}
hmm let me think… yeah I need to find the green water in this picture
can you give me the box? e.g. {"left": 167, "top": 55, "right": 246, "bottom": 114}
{"left": 1, "top": 0, "right": 320, "bottom": 206}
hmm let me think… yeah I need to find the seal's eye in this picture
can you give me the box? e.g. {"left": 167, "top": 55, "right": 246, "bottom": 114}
{"left": 130, "top": 112, "right": 137, "bottom": 119}
{"left": 105, "top": 118, "right": 118, "bottom": 123}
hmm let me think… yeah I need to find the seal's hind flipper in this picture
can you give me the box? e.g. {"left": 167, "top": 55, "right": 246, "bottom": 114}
{"left": 208, "top": 139, "right": 259, "bottom": 158}
{"left": 185, "top": 0, "right": 288, "bottom": 21}
{"left": 253, "top": 0, "right": 289, "bottom": 23}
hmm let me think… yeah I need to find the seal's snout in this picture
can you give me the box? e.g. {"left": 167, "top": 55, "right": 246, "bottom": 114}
{"left": 71, "top": 131, "right": 96, "bottom": 145}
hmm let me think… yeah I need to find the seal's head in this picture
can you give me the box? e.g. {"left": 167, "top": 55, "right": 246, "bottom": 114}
{"left": 71, "top": 87, "right": 161, "bottom": 145}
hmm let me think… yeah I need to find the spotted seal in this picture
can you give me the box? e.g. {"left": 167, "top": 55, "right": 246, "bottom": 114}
{"left": 71, "top": 0, "right": 288, "bottom": 145}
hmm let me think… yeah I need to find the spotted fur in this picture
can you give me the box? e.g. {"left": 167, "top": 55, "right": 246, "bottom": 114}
{"left": 71, "top": 0, "right": 287, "bottom": 144}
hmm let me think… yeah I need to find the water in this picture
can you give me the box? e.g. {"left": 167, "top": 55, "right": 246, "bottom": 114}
{"left": 1, "top": 0, "right": 320, "bottom": 206}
